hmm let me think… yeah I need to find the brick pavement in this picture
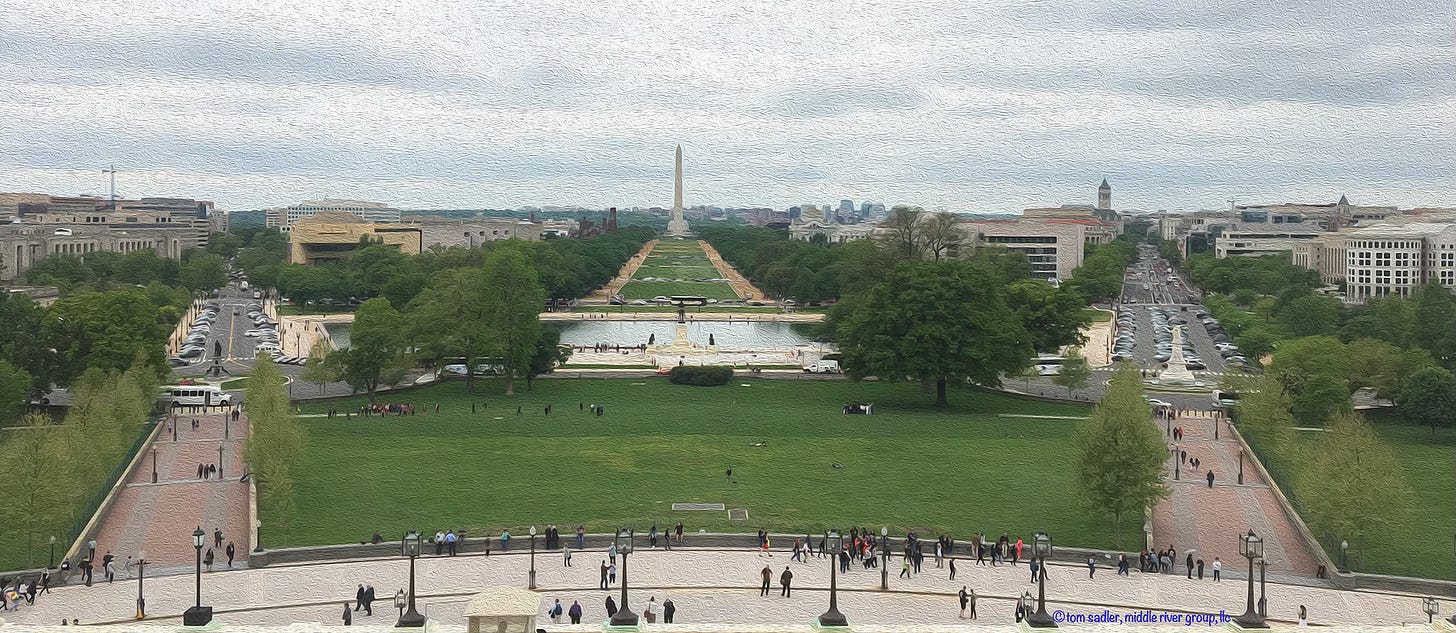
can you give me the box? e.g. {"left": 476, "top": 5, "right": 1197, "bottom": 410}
{"left": 7, "top": 547, "right": 1436, "bottom": 627}
{"left": 1151, "top": 411, "right": 1320, "bottom": 579}
{"left": 86, "top": 407, "right": 251, "bottom": 573}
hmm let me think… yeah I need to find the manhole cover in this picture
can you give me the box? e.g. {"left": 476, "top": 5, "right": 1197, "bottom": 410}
{"left": 728, "top": 508, "right": 749, "bottom": 521}
{"left": 671, "top": 503, "right": 725, "bottom": 511}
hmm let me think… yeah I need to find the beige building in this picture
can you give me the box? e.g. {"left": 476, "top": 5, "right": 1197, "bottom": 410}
{"left": 288, "top": 212, "right": 422, "bottom": 265}
{"left": 401, "top": 216, "right": 543, "bottom": 249}
{"left": 1291, "top": 233, "right": 1348, "bottom": 286}
{"left": 1341, "top": 222, "right": 1456, "bottom": 303}
{"left": 959, "top": 218, "right": 1098, "bottom": 281}
{"left": 0, "top": 223, "right": 197, "bottom": 281}
{"left": 267, "top": 199, "right": 401, "bottom": 231}
{"left": 1214, "top": 222, "right": 1326, "bottom": 258}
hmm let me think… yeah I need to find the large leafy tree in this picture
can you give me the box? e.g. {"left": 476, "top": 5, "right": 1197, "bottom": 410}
{"left": 0, "top": 360, "right": 33, "bottom": 425}
{"left": 42, "top": 289, "right": 171, "bottom": 384}
{"left": 1396, "top": 366, "right": 1456, "bottom": 434}
{"left": 1294, "top": 412, "right": 1411, "bottom": 570}
{"left": 410, "top": 268, "right": 491, "bottom": 390}
{"left": 481, "top": 249, "right": 545, "bottom": 396}
{"left": 1002, "top": 279, "right": 1089, "bottom": 352}
{"left": 835, "top": 259, "right": 1032, "bottom": 406}
{"left": 243, "top": 358, "right": 306, "bottom": 544}
{"left": 1074, "top": 365, "right": 1169, "bottom": 548}
{"left": 1052, "top": 348, "right": 1092, "bottom": 398}
{"left": 525, "top": 327, "right": 572, "bottom": 391}
{"left": 336, "top": 298, "right": 407, "bottom": 402}
{"left": 1290, "top": 373, "right": 1352, "bottom": 427}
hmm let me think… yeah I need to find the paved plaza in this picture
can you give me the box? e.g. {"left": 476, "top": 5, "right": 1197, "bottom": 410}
{"left": 8, "top": 546, "right": 1442, "bottom": 627}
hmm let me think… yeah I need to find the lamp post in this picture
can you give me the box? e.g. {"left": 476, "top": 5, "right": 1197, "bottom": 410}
{"left": 396, "top": 530, "right": 426, "bottom": 627}
{"left": 819, "top": 530, "right": 849, "bottom": 627}
{"left": 609, "top": 529, "right": 638, "bottom": 626}
{"left": 1339, "top": 539, "right": 1349, "bottom": 572}
{"left": 1025, "top": 532, "right": 1057, "bottom": 628}
{"left": 184, "top": 526, "right": 212, "bottom": 625}
{"left": 151, "top": 448, "right": 158, "bottom": 483}
{"left": 1238, "top": 450, "right": 1245, "bottom": 485}
{"left": 218, "top": 445, "right": 224, "bottom": 478}
{"left": 879, "top": 527, "right": 889, "bottom": 591}
{"left": 135, "top": 550, "right": 146, "bottom": 620}
{"left": 47, "top": 536, "right": 56, "bottom": 569}
{"left": 1234, "top": 530, "right": 1268, "bottom": 628}
{"left": 1424, "top": 597, "right": 1439, "bottom": 623}
{"left": 528, "top": 525, "right": 538, "bottom": 589}
{"left": 1258, "top": 559, "right": 1267, "bottom": 617}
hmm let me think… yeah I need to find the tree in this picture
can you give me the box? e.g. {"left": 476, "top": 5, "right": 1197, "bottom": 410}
{"left": 1396, "top": 366, "right": 1456, "bottom": 434}
{"left": 410, "top": 268, "right": 490, "bottom": 390}
{"left": 336, "top": 298, "right": 407, "bottom": 402}
{"left": 42, "top": 289, "right": 171, "bottom": 384}
{"left": 525, "top": 327, "right": 572, "bottom": 391}
{"left": 875, "top": 207, "right": 965, "bottom": 262}
{"left": 0, "top": 413, "right": 71, "bottom": 566}
{"left": 1052, "top": 348, "right": 1091, "bottom": 397}
{"left": 1074, "top": 365, "right": 1169, "bottom": 548}
{"left": 1294, "top": 412, "right": 1411, "bottom": 570}
{"left": 835, "top": 259, "right": 1032, "bottom": 406}
{"left": 243, "top": 358, "right": 305, "bottom": 545}
{"left": 1278, "top": 295, "right": 1342, "bottom": 337}
{"left": 1290, "top": 374, "right": 1352, "bottom": 427}
{"left": 179, "top": 253, "right": 229, "bottom": 292}
{"left": 1003, "top": 280, "right": 1089, "bottom": 353}
{"left": 0, "top": 360, "right": 33, "bottom": 425}
{"left": 480, "top": 250, "right": 545, "bottom": 396}
{"left": 299, "top": 340, "right": 337, "bottom": 396}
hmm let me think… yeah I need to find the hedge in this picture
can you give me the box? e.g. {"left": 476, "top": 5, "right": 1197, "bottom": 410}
{"left": 667, "top": 366, "right": 734, "bottom": 386}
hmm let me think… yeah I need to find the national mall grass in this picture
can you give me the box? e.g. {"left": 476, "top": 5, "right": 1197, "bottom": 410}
{"left": 276, "top": 379, "right": 1139, "bottom": 551}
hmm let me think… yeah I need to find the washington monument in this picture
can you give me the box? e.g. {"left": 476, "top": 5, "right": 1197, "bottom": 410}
{"left": 666, "top": 144, "right": 690, "bottom": 236}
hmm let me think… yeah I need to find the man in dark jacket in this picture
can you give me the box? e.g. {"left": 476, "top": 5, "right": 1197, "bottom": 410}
{"left": 663, "top": 598, "right": 676, "bottom": 623}
{"left": 605, "top": 595, "right": 617, "bottom": 617}
{"left": 568, "top": 600, "right": 583, "bottom": 624}
{"left": 363, "top": 586, "right": 375, "bottom": 615}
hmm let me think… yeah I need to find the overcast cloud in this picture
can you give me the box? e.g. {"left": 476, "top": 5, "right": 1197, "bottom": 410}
{"left": 1, "top": 0, "right": 1452, "bottom": 212}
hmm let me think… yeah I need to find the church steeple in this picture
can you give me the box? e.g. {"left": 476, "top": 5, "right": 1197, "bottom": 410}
{"left": 1097, "top": 179, "right": 1111, "bottom": 210}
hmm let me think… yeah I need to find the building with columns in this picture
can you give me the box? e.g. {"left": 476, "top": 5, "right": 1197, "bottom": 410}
{"left": 0, "top": 222, "right": 197, "bottom": 282}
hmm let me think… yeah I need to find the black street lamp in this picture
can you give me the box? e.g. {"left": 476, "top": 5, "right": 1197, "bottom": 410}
{"left": 151, "top": 448, "right": 158, "bottom": 484}
{"left": 135, "top": 550, "right": 147, "bottom": 620}
{"left": 184, "top": 526, "right": 213, "bottom": 625}
{"left": 1025, "top": 532, "right": 1057, "bottom": 628}
{"left": 818, "top": 530, "right": 848, "bottom": 627}
{"left": 1339, "top": 539, "right": 1349, "bottom": 572}
{"left": 879, "top": 527, "right": 889, "bottom": 591}
{"left": 218, "top": 445, "right": 224, "bottom": 478}
{"left": 528, "top": 525, "right": 538, "bottom": 589}
{"left": 609, "top": 529, "right": 638, "bottom": 627}
{"left": 1423, "top": 597, "right": 1438, "bottom": 623}
{"left": 47, "top": 536, "right": 56, "bottom": 570}
{"left": 397, "top": 530, "right": 426, "bottom": 627}
{"left": 1234, "top": 530, "right": 1268, "bottom": 628}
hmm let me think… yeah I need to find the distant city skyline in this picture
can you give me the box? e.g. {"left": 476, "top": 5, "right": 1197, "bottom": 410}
{"left": 1, "top": 1, "right": 1451, "bottom": 212}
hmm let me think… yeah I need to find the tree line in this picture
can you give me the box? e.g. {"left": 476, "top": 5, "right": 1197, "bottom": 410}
{"left": 243, "top": 358, "right": 306, "bottom": 545}
{"left": 24, "top": 248, "right": 229, "bottom": 295}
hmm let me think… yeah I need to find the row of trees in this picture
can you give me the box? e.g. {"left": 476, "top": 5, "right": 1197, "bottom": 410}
{"left": 312, "top": 249, "right": 572, "bottom": 401}
{"left": 253, "top": 228, "right": 653, "bottom": 310}
{"left": 0, "top": 356, "right": 159, "bottom": 568}
{"left": 24, "top": 249, "right": 229, "bottom": 295}
{"left": 243, "top": 358, "right": 307, "bottom": 544}
{"left": 1184, "top": 252, "right": 1323, "bottom": 297}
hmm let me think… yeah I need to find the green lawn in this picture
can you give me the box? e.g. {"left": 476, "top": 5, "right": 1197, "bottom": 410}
{"left": 1274, "top": 421, "right": 1456, "bottom": 579}
{"left": 269, "top": 379, "right": 1145, "bottom": 551}
{"left": 620, "top": 280, "right": 740, "bottom": 300}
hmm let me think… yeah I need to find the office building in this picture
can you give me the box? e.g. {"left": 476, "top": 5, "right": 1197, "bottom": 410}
{"left": 288, "top": 212, "right": 422, "bottom": 265}
{"left": 0, "top": 222, "right": 199, "bottom": 282}
{"left": 401, "top": 215, "right": 544, "bottom": 249}
{"left": 266, "top": 199, "right": 402, "bottom": 231}
{"left": 1214, "top": 222, "right": 1326, "bottom": 258}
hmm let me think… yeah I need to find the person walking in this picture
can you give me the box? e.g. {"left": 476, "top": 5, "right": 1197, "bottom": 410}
{"left": 779, "top": 567, "right": 793, "bottom": 597}
{"left": 577, "top": 525, "right": 586, "bottom": 549}
{"left": 355, "top": 585, "right": 365, "bottom": 612}
{"left": 663, "top": 597, "right": 675, "bottom": 623}
{"left": 214, "top": 528, "right": 223, "bottom": 549}
{"left": 226, "top": 542, "right": 236, "bottom": 568}
{"left": 39, "top": 571, "right": 49, "bottom": 595}
{"left": 363, "top": 586, "right": 375, "bottom": 615}
{"left": 608, "top": 562, "right": 617, "bottom": 586}
{"left": 605, "top": 595, "right": 617, "bottom": 618}
{"left": 1088, "top": 556, "right": 1096, "bottom": 578}
{"left": 958, "top": 587, "right": 970, "bottom": 619}
{"left": 759, "top": 565, "right": 771, "bottom": 597}
{"left": 1029, "top": 557, "right": 1040, "bottom": 583}
{"left": 600, "top": 560, "right": 609, "bottom": 589}
{"left": 1212, "top": 557, "right": 1221, "bottom": 581}
{"left": 1207, "top": 470, "right": 1215, "bottom": 488}
{"left": 549, "top": 599, "right": 563, "bottom": 624}
{"left": 899, "top": 557, "right": 911, "bottom": 579}
{"left": 644, "top": 596, "right": 657, "bottom": 624}
{"left": 204, "top": 548, "right": 214, "bottom": 572}
{"left": 568, "top": 601, "right": 582, "bottom": 624}
{"left": 434, "top": 531, "right": 445, "bottom": 556}
{"left": 1298, "top": 605, "right": 1308, "bottom": 628}
{"left": 446, "top": 530, "right": 458, "bottom": 556}
{"left": 342, "top": 602, "right": 352, "bottom": 626}
{"left": 103, "top": 553, "right": 115, "bottom": 583}
{"left": 1186, "top": 553, "right": 1194, "bottom": 579}
{"left": 563, "top": 546, "right": 572, "bottom": 567}
{"left": 1197, "top": 558, "right": 1205, "bottom": 579}
{"left": 791, "top": 538, "right": 802, "bottom": 562}
{"left": 949, "top": 557, "right": 957, "bottom": 580}
{"left": 1118, "top": 554, "right": 1130, "bottom": 576}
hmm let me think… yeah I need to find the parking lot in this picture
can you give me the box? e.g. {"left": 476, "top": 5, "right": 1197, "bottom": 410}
{"left": 172, "top": 284, "right": 307, "bottom": 370}
{"left": 1111, "top": 245, "right": 1252, "bottom": 376}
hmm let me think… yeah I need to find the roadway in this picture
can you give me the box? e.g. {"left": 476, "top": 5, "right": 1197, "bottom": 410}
{"left": 1116, "top": 245, "right": 1231, "bottom": 378}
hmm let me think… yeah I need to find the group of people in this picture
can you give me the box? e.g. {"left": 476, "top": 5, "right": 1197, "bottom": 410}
{"left": 357, "top": 403, "right": 415, "bottom": 416}
{"left": 1141, "top": 547, "right": 1221, "bottom": 581}
{"left": 196, "top": 462, "right": 221, "bottom": 479}
{"left": 0, "top": 572, "right": 50, "bottom": 611}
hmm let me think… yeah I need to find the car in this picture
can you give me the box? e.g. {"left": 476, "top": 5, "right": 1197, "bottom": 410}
{"left": 1226, "top": 355, "right": 1248, "bottom": 365}
{"left": 655, "top": 367, "right": 672, "bottom": 375}
{"left": 244, "top": 329, "right": 264, "bottom": 337}
{"left": 255, "top": 342, "right": 281, "bottom": 352}
{"left": 630, "top": 299, "right": 649, "bottom": 305}
{"left": 652, "top": 296, "right": 669, "bottom": 302}
{"left": 441, "top": 364, "right": 469, "bottom": 376}
{"left": 232, "top": 308, "right": 240, "bottom": 315}
{"left": 1147, "top": 398, "right": 1173, "bottom": 408}
{"left": 167, "top": 357, "right": 192, "bottom": 367}
{"left": 178, "top": 347, "right": 204, "bottom": 358}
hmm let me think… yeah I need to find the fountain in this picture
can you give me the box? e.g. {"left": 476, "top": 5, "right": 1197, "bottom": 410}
{"left": 1156, "top": 325, "right": 1198, "bottom": 386}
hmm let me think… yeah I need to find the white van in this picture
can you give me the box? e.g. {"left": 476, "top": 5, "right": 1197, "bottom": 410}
{"left": 162, "top": 385, "right": 232, "bottom": 408}
{"left": 804, "top": 361, "right": 840, "bottom": 374}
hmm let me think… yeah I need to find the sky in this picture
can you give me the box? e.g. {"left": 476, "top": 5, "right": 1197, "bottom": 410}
{"left": 1, "top": 0, "right": 1453, "bottom": 213}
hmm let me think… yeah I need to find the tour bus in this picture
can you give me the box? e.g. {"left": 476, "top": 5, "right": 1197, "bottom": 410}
{"left": 1034, "top": 354, "right": 1067, "bottom": 376}
{"left": 1211, "top": 389, "right": 1240, "bottom": 409}
{"left": 161, "top": 384, "right": 233, "bottom": 408}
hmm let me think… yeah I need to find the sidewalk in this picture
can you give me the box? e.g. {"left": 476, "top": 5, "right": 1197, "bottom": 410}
{"left": 1151, "top": 411, "right": 1321, "bottom": 578}
{"left": 86, "top": 408, "right": 251, "bottom": 571}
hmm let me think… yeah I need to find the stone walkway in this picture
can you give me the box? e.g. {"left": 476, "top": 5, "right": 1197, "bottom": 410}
{"left": 1151, "top": 411, "right": 1321, "bottom": 579}
{"left": 584, "top": 240, "right": 657, "bottom": 302}
{"left": 700, "top": 239, "right": 766, "bottom": 300}
{"left": 85, "top": 407, "right": 251, "bottom": 574}
{"left": 10, "top": 547, "right": 1436, "bottom": 627}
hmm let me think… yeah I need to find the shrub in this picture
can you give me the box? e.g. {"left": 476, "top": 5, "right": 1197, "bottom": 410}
{"left": 667, "top": 366, "right": 734, "bottom": 386}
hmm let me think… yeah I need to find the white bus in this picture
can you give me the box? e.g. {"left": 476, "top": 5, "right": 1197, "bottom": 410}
{"left": 161, "top": 385, "right": 233, "bottom": 408}
{"left": 1034, "top": 354, "right": 1067, "bottom": 376}
{"left": 1211, "top": 389, "right": 1240, "bottom": 409}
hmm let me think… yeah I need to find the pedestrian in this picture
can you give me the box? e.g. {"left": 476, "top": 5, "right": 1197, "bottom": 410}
{"left": 577, "top": 525, "right": 586, "bottom": 549}
{"left": 226, "top": 542, "right": 236, "bottom": 567}
{"left": 663, "top": 597, "right": 675, "bottom": 623}
{"left": 899, "top": 557, "right": 910, "bottom": 578}
{"left": 1186, "top": 553, "right": 1193, "bottom": 579}
{"left": 1298, "top": 605, "right": 1308, "bottom": 628}
{"left": 1197, "top": 558, "right": 1205, "bottom": 579}
{"left": 1207, "top": 470, "right": 1215, "bottom": 488}
{"left": 1088, "top": 556, "right": 1096, "bottom": 578}
{"left": 39, "top": 570, "right": 49, "bottom": 595}
{"left": 103, "top": 553, "right": 115, "bottom": 583}
{"left": 779, "top": 566, "right": 793, "bottom": 597}
{"left": 949, "top": 557, "right": 957, "bottom": 580}
{"left": 550, "top": 599, "right": 563, "bottom": 624}
{"left": 791, "top": 538, "right": 802, "bottom": 562}
{"left": 214, "top": 528, "right": 223, "bottom": 548}
{"left": 355, "top": 585, "right": 365, "bottom": 612}
{"left": 958, "top": 587, "right": 969, "bottom": 619}
{"left": 760, "top": 565, "right": 771, "bottom": 597}
{"left": 675, "top": 522, "right": 684, "bottom": 544}
{"left": 500, "top": 530, "right": 511, "bottom": 551}
{"left": 342, "top": 602, "right": 352, "bottom": 626}
{"left": 600, "top": 560, "right": 609, "bottom": 589}
{"left": 608, "top": 562, "right": 617, "bottom": 586}
{"left": 434, "top": 530, "right": 444, "bottom": 556}
{"left": 363, "top": 586, "right": 375, "bottom": 615}
{"left": 80, "top": 558, "right": 92, "bottom": 587}
{"left": 608, "top": 541, "right": 617, "bottom": 565}
{"left": 644, "top": 597, "right": 657, "bottom": 623}
{"left": 1213, "top": 557, "right": 1222, "bottom": 581}
{"left": 563, "top": 546, "right": 572, "bottom": 566}
{"left": 568, "top": 601, "right": 582, "bottom": 624}
{"left": 204, "top": 548, "right": 214, "bottom": 571}
{"left": 1117, "top": 554, "right": 1129, "bottom": 576}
